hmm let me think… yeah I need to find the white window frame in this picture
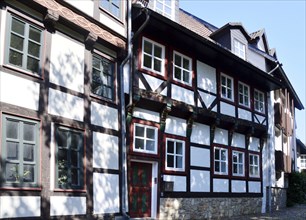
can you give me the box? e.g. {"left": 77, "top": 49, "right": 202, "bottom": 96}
{"left": 133, "top": 123, "right": 158, "bottom": 154}
{"left": 141, "top": 37, "right": 165, "bottom": 75}
{"left": 165, "top": 138, "right": 185, "bottom": 172}
{"left": 249, "top": 154, "right": 260, "bottom": 178}
{"left": 173, "top": 51, "right": 192, "bottom": 85}
{"left": 238, "top": 82, "right": 250, "bottom": 107}
{"left": 234, "top": 39, "right": 246, "bottom": 60}
{"left": 154, "top": 0, "right": 175, "bottom": 20}
{"left": 232, "top": 151, "right": 245, "bottom": 176}
{"left": 221, "top": 73, "right": 234, "bottom": 101}
{"left": 254, "top": 89, "right": 265, "bottom": 113}
{"left": 301, "top": 155, "right": 306, "bottom": 168}
{"left": 214, "top": 147, "right": 228, "bottom": 175}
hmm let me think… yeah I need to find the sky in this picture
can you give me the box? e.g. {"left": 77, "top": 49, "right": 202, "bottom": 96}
{"left": 179, "top": 0, "right": 306, "bottom": 144}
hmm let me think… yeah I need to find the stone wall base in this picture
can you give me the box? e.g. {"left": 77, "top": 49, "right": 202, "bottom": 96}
{"left": 159, "top": 197, "right": 262, "bottom": 219}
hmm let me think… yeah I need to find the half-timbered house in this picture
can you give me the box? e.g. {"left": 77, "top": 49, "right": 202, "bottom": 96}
{"left": 126, "top": 0, "right": 303, "bottom": 218}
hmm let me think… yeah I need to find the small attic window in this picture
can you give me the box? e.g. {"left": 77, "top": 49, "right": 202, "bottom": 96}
{"left": 154, "top": 0, "right": 175, "bottom": 20}
{"left": 234, "top": 39, "right": 246, "bottom": 60}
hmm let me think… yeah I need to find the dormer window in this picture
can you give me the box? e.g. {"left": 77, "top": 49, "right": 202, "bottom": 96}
{"left": 154, "top": 0, "right": 174, "bottom": 20}
{"left": 234, "top": 39, "right": 246, "bottom": 60}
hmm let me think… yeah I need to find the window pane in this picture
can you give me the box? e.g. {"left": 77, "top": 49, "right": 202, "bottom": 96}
{"left": 153, "top": 58, "right": 161, "bottom": 72}
{"left": 215, "top": 161, "right": 220, "bottom": 172}
{"left": 27, "top": 57, "right": 39, "bottom": 73}
{"left": 9, "top": 50, "right": 23, "bottom": 67}
{"left": 146, "top": 140, "right": 155, "bottom": 151}
{"left": 29, "top": 27, "right": 41, "bottom": 42}
{"left": 154, "top": 45, "right": 162, "bottom": 58}
{"left": 71, "top": 150, "right": 78, "bottom": 167}
{"left": 6, "top": 141, "right": 19, "bottom": 160}
{"left": 221, "top": 150, "right": 227, "bottom": 161}
{"left": 239, "top": 164, "right": 243, "bottom": 174}
{"left": 144, "top": 41, "right": 152, "bottom": 54}
{"left": 23, "top": 144, "right": 34, "bottom": 162}
{"left": 146, "top": 128, "right": 155, "bottom": 139}
{"left": 135, "top": 126, "right": 144, "bottom": 137}
{"left": 167, "top": 155, "right": 174, "bottom": 167}
{"left": 58, "top": 149, "right": 68, "bottom": 169}
{"left": 135, "top": 138, "right": 144, "bottom": 150}
{"left": 174, "top": 67, "right": 181, "bottom": 79}
{"left": 176, "top": 156, "right": 183, "bottom": 168}
{"left": 71, "top": 168, "right": 79, "bottom": 185}
{"left": 215, "top": 149, "right": 220, "bottom": 159}
{"left": 10, "top": 34, "right": 24, "bottom": 51}
{"left": 6, "top": 120, "right": 19, "bottom": 139}
{"left": 176, "top": 143, "right": 183, "bottom": 154}
{"left": 23, "top": 165, "right": 35, "bottom": 183}
{"left": 233, "top": 164, "right": 237, "bottom": 174}
{"left": 167, "top": 141, "right": 174, "bottom": 153}
{"left": 175, "top": 54, "right": 181, "bottom": 66}
{"left": 183, "top": 58, "right": 189, "bottom": 69}
{"left": 5, "top": 163, "right": 19, "bottom": 182}
{"left": 143, "top": 55, "right": 152, "bottom": 69}
{"left": 28, "top": 41, "right": 40, "bottom": 57}
{"left": 221, "top": 161, "right": 226, "bottom": 172}
{"left": 57, "top": 130, "right": 68, "bottom": 148}
{"left": 250, "top": 155, "right": 253, "bottom": 164}
{"left": 233, "top": 153, "right": 238, "bottom": 162}
{"left": 11, "top": 18, "right": 25, "bottom": 35}
{"left": 93, "top": 56, "right": 100, "bottom": 69}
{"left": 71, "top": 132, "right": 81, "bottom": 150}
{"left": 23, "top": 123, "right": 35, "bottom": 141}
{"left": 183, "top": 70, "right": 189, "bottom": 83}
{"left": 92, "top": 69, "right": 102, "bottom": 95}
{"left": 58, "top": 169, "right": 68, "bottom": 187}
{"left": 239, "top": 154, "right": 243, "bottom": 163}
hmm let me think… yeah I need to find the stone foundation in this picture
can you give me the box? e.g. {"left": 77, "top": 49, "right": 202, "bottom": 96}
{"left": 159, "top": 197, "right": 262, "bottom": 219}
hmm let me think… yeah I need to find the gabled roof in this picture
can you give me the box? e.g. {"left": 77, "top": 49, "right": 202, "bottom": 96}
{"left": 209, "top": 22, "right": 251, "bottom": 41}
{"left": 297, "top": 138, "right": 306, "bottom": 154}
{"left": 250, "top": 29, "right": 270, "bottom": 53}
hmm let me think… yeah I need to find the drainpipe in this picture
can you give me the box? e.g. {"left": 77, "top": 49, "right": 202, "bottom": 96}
{"left": 119, "top": 1, "right": 150, "bottom": 218}
{"left": 119, "top": 0, "right": 132, "bottom": 218}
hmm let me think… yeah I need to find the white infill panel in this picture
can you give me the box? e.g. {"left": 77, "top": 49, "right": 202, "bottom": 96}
{"left": 220, "top": 102, "right": 235, "bottom": 117}
{"left": 213, "top": 128, "right": 228, "bottom": 145}
{"left": 196, "top": 60, "right": 216, "bottom": 93}
{"left": 143, "top": 73, "right": 164, "bottom": 92}
{"left": 238, "top": 108, "right": 252, "bottom": 121}
{"left": 249, "top": 137, "right": 260, "bottom": 152}
{"left": 213, "top": 179, "right": 229, "bottom": 192}
{"left": 171, "top": 84, "right": 194, "bottom": 106}
{"left": 133, "top": 107, "right": 160, "bottom": 123}
{"left": 93, "top": 173, "right": 120, "bottom": 214}
{"left": 163, "top": 175, "right": 186, "bottom": 192}
{"left": 190, "top": 170, "right": 210, "bottom": 192}
{"left": 0, "top": 72, "right": 40, "bottom": 111}
{"left": 93, "top": 132, "right": 119, "bottom": 170}
{"left": 48, "top": 88, "right": 84, "bottom": 121}
{"left": 190, "top": 146, "right": 210, "bottom": 168}
{"left": 50, "top": 33, "right": 84, "bottom": 93}
{"left": 231, "top": 132, "right": 246, "bottom": 148}
{"left": 0, "top": 196, "right": 41, "bottom": 218}
{"left": 255, "top": 114, "right": 266, "bottom": 125}
{"left": 231, "top": 180, "right": 246, "bottom": 193}
{"left": 198, "top": 91, "right": 216, "bottom": 109}
{"left": 165, "top": 116, "right": 187, "bottom": 137}
{"left": 50, "top": 196, "right": 86, "bottom": 216}
{"left": 249, "top": 181, "right": 261, "bottom": 193}
{"left": 191, "top": 123, "right": 210, "bottom": 145}
{"left": 66, "top": 0, "right": 94, "bottom": 16}
{"left": 100, "top": 12, "right": 125, "bottom": 37}
{"left": 91, "top": 102, "right": 118, "bottom": 130}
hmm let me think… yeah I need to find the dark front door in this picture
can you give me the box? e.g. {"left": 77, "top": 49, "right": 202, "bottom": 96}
{"left": 129, "top": 162, "right": 152, "bottom": 218}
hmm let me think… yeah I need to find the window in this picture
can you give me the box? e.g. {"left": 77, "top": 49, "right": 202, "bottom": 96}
{"left": 154, "top": 0, "right": 174, "bottom": 19}
{"left": 100, "top": 0, "right": 122, "bottom": 20}
{"left": 249, "top": 154, "right": 260, "bottom": 177}
{"left": 214, "top": 147, "right": 228, "bottom": 175}
{"left": 165, "top": 139, "right": 185, "bottom": 171}
{"left": 6, "top": 15, "right": 43, "bottom": 74}
{"left": 254, "top": 89, "right": 265, "bottom": 113}
{"left": 234, "top": 39, "right": 246, "bottom": 60}
{"left": 92, "top": 54, "right": 115, "bottom": 100}
{"left": 1, "top": 114, "right": 40, "bottom": 187}
{"left": 173, "top": 51, "right": 192, "bottom": 85}
{"left": 232, "top": 151, "right": 244, "bottom": 176}
{"left": 142, "top": 37, "right": 165, "bottom": 75}
{"left": 221, "top": 74, "right": 234, "bottom": 101}
{"left": 55, "top": 127, "right": 84, "bottom": 189}
{"left": 301, "top": 155, "right": 306, "bottom": 168}
{"left": 238, "top": 82, "right": 250, "bottom": 107}
{"left": 133, "top": 124, "right": 158, "bottom": 154}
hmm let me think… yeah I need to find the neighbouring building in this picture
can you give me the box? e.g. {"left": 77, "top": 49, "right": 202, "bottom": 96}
{"left": 296, "top": 138, "right": 306, "bottom": 172}
{"left": 0, "top": 0, "right": 304, "bottom": 219}
{"left": 0, "top": 0, "right": 128, "bottom": 218}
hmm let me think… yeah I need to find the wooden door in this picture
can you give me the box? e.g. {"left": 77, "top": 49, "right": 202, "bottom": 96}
{"left": 129, "top": 162, "right": 152, "bottom": 218}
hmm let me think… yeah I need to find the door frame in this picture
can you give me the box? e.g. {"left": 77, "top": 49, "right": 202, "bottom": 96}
{"left": 129, "top": 159, "right": 158, "bottom": 218}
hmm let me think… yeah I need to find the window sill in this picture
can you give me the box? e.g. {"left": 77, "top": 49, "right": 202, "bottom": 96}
{"left": 2, "top": 64, "right": 43, "bottom": 81}
{"left": 90, "top": 93, "right": 117, "bottom": 105}
{"left": 0, "top": 186, "right": 42, "bottom": 191}
{"left": 171, "top": 79, "right": 193, "bottom": 90}
{"left": 53, "top": 188, "right": 87, "bottom": 193}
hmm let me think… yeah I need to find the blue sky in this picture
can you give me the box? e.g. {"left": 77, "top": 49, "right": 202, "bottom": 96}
{"left": 179, "top": 0, "right": 306, "bottom": 144}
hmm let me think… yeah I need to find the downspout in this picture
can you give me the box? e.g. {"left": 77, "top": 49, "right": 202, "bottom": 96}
{"left": 119, "top": 0, "right": 132, "bottom": 218}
